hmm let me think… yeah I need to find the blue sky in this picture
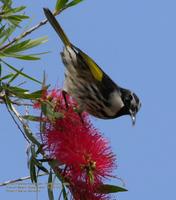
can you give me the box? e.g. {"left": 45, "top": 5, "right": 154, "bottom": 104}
{"left": 1, "top": 0, "right": 176, "bottom": 199}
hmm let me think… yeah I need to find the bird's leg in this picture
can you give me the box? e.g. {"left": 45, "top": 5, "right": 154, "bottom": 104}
{"left": 62, "top": 90, "right": 68, "bottom": 109}
{"left": 78, "top": 112, "right": 84, "bottom": 124}
{"left": 62, "top": 91, "right": 84, "bottom": 123}
{"left": 75, "top": 106, "right": 84, "bottom": 124}
{"left": 73, "top": 105, "right": 84, "bottom": 123}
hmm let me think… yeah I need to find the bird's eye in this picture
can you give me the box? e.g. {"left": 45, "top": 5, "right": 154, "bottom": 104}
{"left": 125, "top": 94, "right": 133, "bottom": 102}
{"left": 129, "top": 95, "right": 133, "bottom": 101}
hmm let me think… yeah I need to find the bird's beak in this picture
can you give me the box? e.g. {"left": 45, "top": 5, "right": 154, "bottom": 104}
{"left": 130, "top": 113, "right": 136, "bottom": 126}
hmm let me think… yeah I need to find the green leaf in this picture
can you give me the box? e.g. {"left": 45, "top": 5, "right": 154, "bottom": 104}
{"left": 0, "top": 25, "right": 6, "bottom": 39}
{"left": 48, "top": 169, "right": 54, "bottom": 200}
{"left": 30, "top": 144, "right": 37, "bottom": 158}
{"left": 3, "top": 6, "right": 26, "bottom": 15}
{"left": 0, "top": 73, "right": 13, "bottom": 81}
{"left": 30, "top": 89, "right": 44, "bottom": 98}
{"left": 3, "top": 37, "right": 48, "bottom": 54}
{"left": 36, "top": 145, "right": 44, "bottom": 155}
{"left": 55, "top": 0, "right": 68, "bottom": 11}
{"left": 2, "top": 53, "right": 41, "bottom": 60}
{"left": 8, "top": 68, "right": 23, "bottom": 83}
{"left": 65, "top": 0, "right": 84, "bottom": 9}
{"left": 0, "top": 25, "right": 16, "bottom": 46}
{"left": 8, "top": 86, "right": 29, "bottom": 93}
{"left": 0, "top": 0, "right": 12, "bottom": 9}
{"left": 1, "top": 15, "right": 29, "bottom": 26}
{"left": 41, "top": 102, "right": 50, "bottom": 116}
{"left": 29, "top": 157, "right": 37, "bottom": 183}
{"left": 22, "top": 115, "right": 44, "bottom": 122}
{"left": 62, "top": 184, "right": 68, "bottom": 200}
{"left": 9, "top": 88, "right": 43, "bottom": 100}
{"left": 0, "top": 62, "right": 2, "bottom": 79}
{"left": 4, "top": 15, "right": 29, "bottom": 20}
{"left": 97, "top": 184, "right": 128, "bottom": 194}
{"left": 41, "top": 102, "right": 64, "bottom": 121}
{"left": 23, "top": 125, "right": 40, "bottom": 146}
{"left": 32, "top": 158, "right": 49, "bottom": 174}
{"left": 4, "top": 93, "right": 12, "bottom": 110}
{"left": 1, "top": 60, "right": 41, "bottom": 84}
{"left": 7, "top": 85, "right": 36, "bottom": 99}
{"left": 1, "top": 37, "right": 48, "bottom": 60}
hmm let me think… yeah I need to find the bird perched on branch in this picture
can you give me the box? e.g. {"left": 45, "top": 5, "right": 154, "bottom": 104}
{"left": 43, "top": 8, "right": 141, "bottom": 125}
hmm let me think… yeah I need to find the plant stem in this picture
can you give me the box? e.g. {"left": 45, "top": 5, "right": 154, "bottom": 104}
{"left": 0, "top": 9, "right": 63, "bottom": 51}
{"left": 0, "top": 99, "right": 33, "bottom": 106}
{"left": 5, "top": 103, "right": 30, "bottom": 143}
{"left": 0, "top": 173, "right": 47, "bottom": 187}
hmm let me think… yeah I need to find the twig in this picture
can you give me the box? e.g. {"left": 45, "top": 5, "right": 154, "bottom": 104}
{"left": 0, "top": 9, "right": 64, "bottom": 51}
{"left": 5, "top": 103, "right": 30, "bottom": 143}
{"left": 6, "top": 102, "right": 70, "bottom": 195}
{"left": 10, "top": 103, "right": 30, "bottom": 131}
{"left": 0, "top": 173, "right": 47, "bottom": 187}
{"left": 0, "top": 99, "right": 33, "bottom": 106}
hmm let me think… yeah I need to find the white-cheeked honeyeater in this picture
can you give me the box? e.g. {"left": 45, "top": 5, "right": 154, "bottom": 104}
{"left": 43, "top": 8, "right": 141, "bottom": 125}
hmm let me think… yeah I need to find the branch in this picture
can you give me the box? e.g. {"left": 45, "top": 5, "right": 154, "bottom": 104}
{"left": 0, "top": 9, "right": 64, "bottom": 51}
{"left": 6, "top": 101, "right": 67, "bottom": 188}
{"left": 5, "top": 103, "right": 30, "bottom": 143}
{"left": 0, "top": 173, "right": 47, "bottom": 187}
{"left": 0, "top": 99, "right": 33, "bottom": 106}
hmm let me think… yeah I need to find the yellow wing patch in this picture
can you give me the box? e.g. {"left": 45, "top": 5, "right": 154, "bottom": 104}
{"left": 79, "top": 50, "right": 103, "bottom": 81}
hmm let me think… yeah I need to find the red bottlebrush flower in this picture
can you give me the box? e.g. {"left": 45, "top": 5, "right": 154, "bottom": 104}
{"left": 42, "top": 89, "right": 116, "bottom": 199}
{"left": 70, "top": 181, "right": 109, "bottom": 200}
{"left": 33, "top": 88, "right": 60, "bottom": 109}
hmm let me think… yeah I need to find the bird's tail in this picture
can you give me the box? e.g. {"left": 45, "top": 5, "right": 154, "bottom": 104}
{"left": 43, "top": 8, "right": 71, "bottom": 47}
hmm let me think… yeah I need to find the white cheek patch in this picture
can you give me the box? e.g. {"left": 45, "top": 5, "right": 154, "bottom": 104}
{"left": 131, "top": 96, "right": 136, "bottom": 107}
{"left": 108, "top": 90, "right": 124, "bottom": 114}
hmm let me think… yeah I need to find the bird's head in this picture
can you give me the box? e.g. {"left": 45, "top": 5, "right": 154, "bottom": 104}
{"left": 118, "top": 88, "right": 141, "bottom": 125}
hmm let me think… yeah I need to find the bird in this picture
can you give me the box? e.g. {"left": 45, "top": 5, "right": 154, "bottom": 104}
{"left": 43, "top": 8, "right": 141, "bottom": 125}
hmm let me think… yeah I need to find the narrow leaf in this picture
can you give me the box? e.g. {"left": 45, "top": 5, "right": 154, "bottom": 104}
{"left": 8, "top": 89, "right": 42, "bottom": 100}
{"left": 32, "top": 158, "right": 49, "bottom": 173}
{"left": 2, "top": 60, "right": 41, "bottom": 84}
{"left": 30, "top": 89, "right": 44, "bottom": 98}
{"left": 0, "top": 25, "right": 6, "bottom": 38}
{"left": 97, "top": 184, "right": 128, "bottom": 194}
{"left": 0, "top": 74, "right": 13, "bottom": 81}
{"left": 0, "top": 62, "right": 2, "bottom": 79}
{"left": 41, "top": 102, "right": 63, "bottom": 121}
{"left": 23, "top": 125, "right": 40, "bottom": 146}
{"left": 31, "top": 144, "right": 37, "bottom": 158}
{"left": 5, "top": 53, "right": 41, "bottom": 60}
{"left": 8, "top": 68, "right": 23, "bottom": 83}
{"left": 5, "top": 15, "right": 29, "bottom": 20}
{"left": 48, "top": 169, "right": 54, "bottom": 200}
{"left": 65, "top": 0, "right": 84, "bottom": 9}
{"left": 30, "top": 158, "right": 37, "bottom": 183}
{"left": 22, "top": 115, "right": 45, "bottom": 122}
{"left": 55, "top": 0, "right": 68, "bottom": 11}
{"left": 62, "top": 184, "right": 68, "bottom": 200}
{"left": 10, "top": 6, "right": 26, "bottom": 13}
{"left": 3, "top": 37, "right": 47, "bottom": 54}
{"left": 36, "top": 145, "right": 44, "bottom": 155}
{"left": 4, "top": 94, "right": 13, "bottom": 110}
{"left": 4, "top": 6, "right": 26, "bottom": 14}
{"left": 0, "top": 25, "right": 16, "bottom": 46}
{"left": 8, "top": 86, "right": 29, "bottom": 93}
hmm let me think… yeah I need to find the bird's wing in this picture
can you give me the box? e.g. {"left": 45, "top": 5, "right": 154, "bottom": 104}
{"left": 44, "top": 8, "right": 104, "bottom": 82}
{"left": 73, "top": 45, "right": 104, "bottom": 82}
